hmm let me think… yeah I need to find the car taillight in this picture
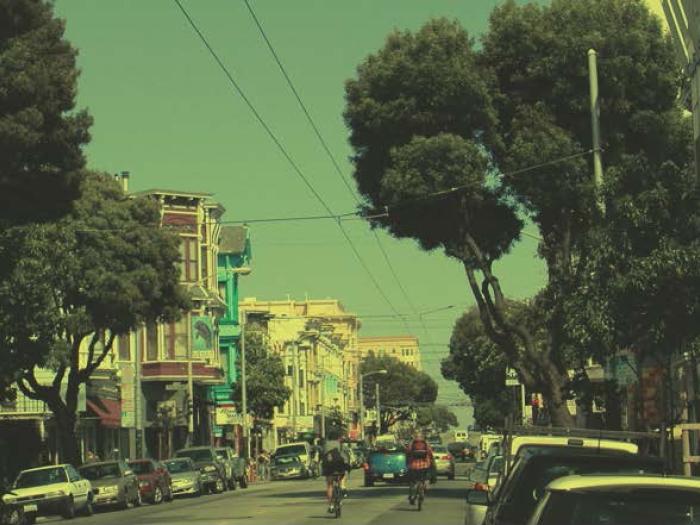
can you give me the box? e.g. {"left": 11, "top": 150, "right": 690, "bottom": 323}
{"left": 474, "top": 482, "right": 489, "bottom": 492}
{"left": 442, "top": 455, "right": 452, "bottom": 461}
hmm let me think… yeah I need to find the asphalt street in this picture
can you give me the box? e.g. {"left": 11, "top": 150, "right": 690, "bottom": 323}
{"left": 36, "top": 464, "right": 473, "bottom": 525}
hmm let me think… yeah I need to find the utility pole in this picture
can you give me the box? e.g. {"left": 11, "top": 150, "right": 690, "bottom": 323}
{"left": 241, "top": 310, "right": 250, "bottom": 459}
{"left": 187, "top": 327, "right": 194, "bottom": 447}
{"left": 375, "top": 383, "right": 381, "bottom": 435}
{"left": 588, "top": 48, "right": 605, "bottom": 213}
{"left": 292, "top": 343, "right": 299, "bottom": 441}
{"left": 135, "top": 330, "right": 143, "bottom": 458}
{"left": 359, "top": 374, "right": 364, "bottom": 441}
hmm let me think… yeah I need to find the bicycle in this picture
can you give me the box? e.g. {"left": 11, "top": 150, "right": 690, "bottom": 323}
{"left": 330, "top": 473, "right": 343, "bottom": 518}
{"left": 409, "top": 470, "right": 429, "bottom": 511}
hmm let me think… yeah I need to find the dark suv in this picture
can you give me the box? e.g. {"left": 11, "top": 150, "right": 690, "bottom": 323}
{"left": 469, "top": 447, "right": 664, "bottom": 525}
{"left": 175, "top": 447, "right": 227, "bottom": 494}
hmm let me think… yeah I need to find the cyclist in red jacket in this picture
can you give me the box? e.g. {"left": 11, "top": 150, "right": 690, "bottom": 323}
{"left": 405, "top": 431, "right": 434, "bottom": 505}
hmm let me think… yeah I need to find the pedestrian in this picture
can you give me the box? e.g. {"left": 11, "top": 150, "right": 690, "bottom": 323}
{"left": 257, "top": 449, "right": 270, "bottom": 481}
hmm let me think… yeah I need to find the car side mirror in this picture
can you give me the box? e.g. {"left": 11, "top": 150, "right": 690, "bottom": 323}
{"left": 467, "top": 490, "right": 491, "bottom": 506}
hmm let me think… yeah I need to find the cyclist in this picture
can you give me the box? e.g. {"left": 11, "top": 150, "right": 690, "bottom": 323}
{"left": 321, "top": 430, "right": 351, "bottom": 514}
{"left": 406, "top": 431, "right": 434, "bottom": 505}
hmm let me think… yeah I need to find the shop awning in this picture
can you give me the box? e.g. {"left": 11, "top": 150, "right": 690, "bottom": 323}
{"left": 86, "top": 398, "right": 121, "bottom": 428}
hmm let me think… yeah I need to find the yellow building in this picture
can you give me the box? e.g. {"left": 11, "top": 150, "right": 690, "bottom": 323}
{"left": 239, "top": 298, "right": 362, "bottom": 443}
{"left": 358, "top": 335, "right": 422, "bottom": 371}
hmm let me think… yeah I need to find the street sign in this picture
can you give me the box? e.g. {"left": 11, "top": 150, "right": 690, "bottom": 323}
{"left": 505, "top": 367, "right": 520, "bottom": 386}
{"left": 216, "top": 406, "right": 243, "bottom": 426}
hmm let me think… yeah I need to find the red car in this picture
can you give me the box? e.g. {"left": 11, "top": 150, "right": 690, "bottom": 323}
{"left": 128, "top": 459, "right": 173, "bottom": 504}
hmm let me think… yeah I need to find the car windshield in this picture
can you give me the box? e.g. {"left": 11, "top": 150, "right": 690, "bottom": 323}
{"left": 128, "top": 461, "right": 154, "bottom": 474}
{"left": 15, "top": 467, "right": 67, "bottom": 488}
{"left": 433, "top": 446, "right": 448, "bottom": 454}
{"left": 276, "top": 445, "right": 305, "bottom": 457}
{"left": 177, "top": 449, "right": 214, "bottom": 462}
{"left": 539, "top": 489, "right": 700, "bottom": 525}
{"left": 164, "top": 460, "right": 194, "bottom": 474}
{"left": 79, "top": 463, "right": 121, "bottom": 480}
{"left": 275, "top": 456, "right": 301, "bottom": 465}
{"left": 503, "top": 457, "right": 662, "bottom": 523}
{"left": 490, "top": 457, "right": 505, "bottom": 474}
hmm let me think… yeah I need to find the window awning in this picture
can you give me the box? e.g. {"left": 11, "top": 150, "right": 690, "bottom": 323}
{"left": 86, "top": 398, "right": 121, "bottom": 428}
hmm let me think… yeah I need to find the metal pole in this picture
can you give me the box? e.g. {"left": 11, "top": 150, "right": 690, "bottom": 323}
{"left": 521, "top": 384, "right": 527, "bottom": 426}
{"left": 359, "top": 375, "right": 365, "bottom": 441}
{"left": 375, "top": 383, "right": 381, "bottom": 435}
{"left": 135, "top": 330, "right": 143, "bottom": 458}
{"left": 241, "top": 311, "right": 250, "bottom": 459}
{"left": 292, "top": 343, "right": 299, "bottom": 440}
{"left": 588, "top": 48, "right": 605, "bottom": 213}
{"left": 187, "top": 341, "right": 194, "bottom": 446}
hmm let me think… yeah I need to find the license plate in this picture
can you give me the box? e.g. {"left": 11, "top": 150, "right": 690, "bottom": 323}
{"left": 23, "top": 504, "right": 37, "bottom": 513}
{"left": 383, "top": 473, "right": 395, "bottom": 479}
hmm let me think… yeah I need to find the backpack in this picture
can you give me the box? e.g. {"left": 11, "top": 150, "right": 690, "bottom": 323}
{"left": 409, "top": 440, "right": 429, "bottom": 459}
{"left": 324, "top": 447, "right": 343, "bottom": 465}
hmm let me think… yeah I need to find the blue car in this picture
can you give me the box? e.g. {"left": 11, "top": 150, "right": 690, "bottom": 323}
{"left": 363, "top": 445, "right": 408, "bottom": 486}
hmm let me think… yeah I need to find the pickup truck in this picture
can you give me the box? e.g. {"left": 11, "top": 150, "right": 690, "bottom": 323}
{"left": 363, "top": 445, "right": 408, "bottom": 487}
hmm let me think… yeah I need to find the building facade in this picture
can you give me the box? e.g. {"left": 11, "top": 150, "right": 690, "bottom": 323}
{"left": 238, "top": 298, "right": 361, "bottom": 444}
{"left": 358, "top": 336, "right": 422, "bottom": 371}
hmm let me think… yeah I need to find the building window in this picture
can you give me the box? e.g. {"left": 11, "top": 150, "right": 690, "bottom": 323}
{"left": 179, "top": 237, "right": 198, "bottom": 282}
{"left": 118, "top": 334, "right": 131, "bottom": 361}
{"left": 287, "top": 365, "right": 293, "bottom": 376}
{"left": 165, "top": 316, "right": 189, "bottom": 359}
{"left": 201, "top": 247, "right": 208, "bottom": 284}
{"left": 146, "top": 322, "right": 158, "bottom": 361}
{"left": 299, "top": 370, "right": 304, "bottom": 388}
{"left": 299, "top": 402, "right": 305, "bottom": 416}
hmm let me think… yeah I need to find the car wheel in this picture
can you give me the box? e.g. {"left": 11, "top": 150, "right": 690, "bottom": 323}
{"left": 228, "top": 477, "right": 236, "bottom": 490}
{"left": 4, "top": 507, "right": 22, "bottom": 525}
{"left": 194, "top": 482, "right": 202, "bottom": 497}
{"left": 24, "top": 513, "right": 36, "bottom": 525}
{"left": 133, "top": 489, "right": 143, "bottom": 507}
{"left": 165, "top": 485, "right": 174, "bottom": 502}
{"left": 62, "top": 497, "right": 76, "bottom": 519}
{"left": 214, "top": 477, "right": 225, "bottom": 494}
{"left": 239, "top": 476, "right": 248, "bottom": 489}
{"left": 151, "top": 486, "right": 163, "bottom": 505}
{"left": 364, "top": 477, "right": 374, "bottom": 487}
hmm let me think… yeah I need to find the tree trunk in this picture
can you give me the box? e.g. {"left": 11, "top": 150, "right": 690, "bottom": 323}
{"left": 539, "top": 363, "right": 576, "bottom": 427}
{"left": 55, "top": 408, "right": 82, "bottom": 466}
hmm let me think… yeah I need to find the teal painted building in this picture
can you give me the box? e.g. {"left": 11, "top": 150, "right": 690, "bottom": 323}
{"left": 210, "top": 226, "right": 251, "bottom": 442}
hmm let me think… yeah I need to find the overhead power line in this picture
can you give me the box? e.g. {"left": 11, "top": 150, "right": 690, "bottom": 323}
{"left": 242, "top": 0, "right": 420, "bottom": 335}
{"left": 173, "top": 0, "right": 407, "bottom": 327}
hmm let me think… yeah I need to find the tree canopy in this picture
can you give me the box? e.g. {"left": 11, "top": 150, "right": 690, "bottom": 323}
{"left": 232, "top": 329, "right": 291, "bottom": 421}
{"left": 360, "top": 353, "right": 437, "bottom": 433}
{"left": 345, "top": 0, "right": 690, "bottom": 425}
{"left": 415, "top": 404, "right": 458, "bottom": 433}
{"left": 0, "top": 172, "right": 190, "bottom": 464}
{"left": 0, "top": 0, "right": 92, "bottom": 223}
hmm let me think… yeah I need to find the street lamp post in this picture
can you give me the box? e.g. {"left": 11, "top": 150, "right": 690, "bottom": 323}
{"left": 359, "top": 370, "right": 388, "bottom": 441}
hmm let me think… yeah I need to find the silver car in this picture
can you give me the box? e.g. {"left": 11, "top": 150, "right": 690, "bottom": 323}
{"left": 163, "top": 458, "right": 202, "bottom": 497}
{"left": 464, "top": 455, "right": 504, "bottom": 525}
{"left": 431, "top": 445, "right": 456, "bottom": 480}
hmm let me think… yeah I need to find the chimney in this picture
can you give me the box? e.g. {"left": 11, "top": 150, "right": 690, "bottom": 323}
{"left": 120, "top": 171, "right": 130, "bottom": 193}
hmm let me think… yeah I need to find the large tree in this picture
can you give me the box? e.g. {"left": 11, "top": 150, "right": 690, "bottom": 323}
{"left": 232, "top": 329, "right": 291, "bottom": 421}
{"left": 415, "top": 404, "right": 458, "bottom": 433}
{"left": 0, "top": 173, "right": 190, "bottom": 464}
{"left": 344, "top": 1, "right": 684, "bottom": 424}
{"left": 0, "top": 0, "right": 92, "bottom": 224}
{"left": 360, "top": 354, "right": 437, "bottom": 433}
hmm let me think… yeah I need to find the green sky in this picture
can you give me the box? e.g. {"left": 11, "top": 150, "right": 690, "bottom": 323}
{"left": 54, "top": 0, "right": 547, "bottom": 427}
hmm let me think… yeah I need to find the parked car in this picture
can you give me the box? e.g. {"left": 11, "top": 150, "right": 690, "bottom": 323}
{"left": 175, "top": 447, "right": 227, "bottom": 494}
{"left": 270, "top": 455, "right": 310, "bottom": 481}
{"left": 128, "top": 459, "right": 173, "bottom": 504}
{"left": 272, "top": 442, "right": 318, "bottom": 478}
{"left": 466, "top": 447, "right": 664, "bottom": 525}
{"left": 363, "top": 443, "right": 408, "bottom": 487}
{"left": 527, "top": 474, "right": 700, "bottom": 525}
{"left": 162, "top": 458, "right": 202, "bottom": 498}
{"left": 5, "top": 464, "right": 93, "bottom": 523}
{"left": 431, "top": 445, "right": 456, "bottom": 480}
{"left": 214, "top": 447, "right": 248, "bottom": 489}
{"left": 78, "top": 460, "right": 140, "bottom": 509}
{"left": 465, "top": 455, "right": 505, "bottom": 525}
